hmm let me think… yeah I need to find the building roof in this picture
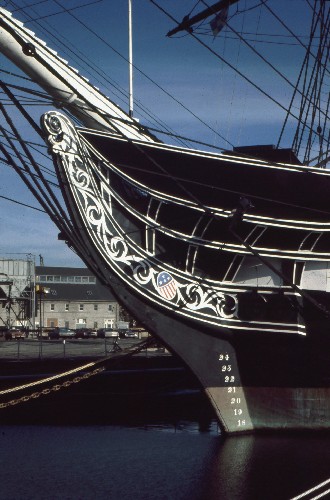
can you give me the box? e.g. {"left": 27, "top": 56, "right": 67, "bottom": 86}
{"left": 36, "top": 266, "right": 95, "bottom": 277}
{"left": 36, "top": 266, "right": 116, "bottom": 302}
{"left": 43, "top": 283, "right": 116, "bottom": 301}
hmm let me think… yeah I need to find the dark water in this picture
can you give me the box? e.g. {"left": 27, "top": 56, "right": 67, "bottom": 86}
{"left": 1, "top": 422, "right": 330, "bottom": 500}
{"left": 1, "top": 373, "right": 329, "bottom": 500}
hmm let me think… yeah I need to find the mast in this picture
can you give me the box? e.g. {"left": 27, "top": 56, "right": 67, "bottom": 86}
{"left": 167, "top": 0, "right": 239, "bottom": 37}
{"left": 279, "top": 0, "right": 330, "bottom": 167}
{"left": 128, "top": 0, "right": 133, "bottom": 118}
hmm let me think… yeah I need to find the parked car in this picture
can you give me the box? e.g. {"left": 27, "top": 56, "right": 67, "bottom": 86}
{"left": 5, "top": 328, "right": 25, "bottom": 340}
{"left": 97, "top": 328, "right": 119, "bottom": 339}
{"left": 119, "top": 329, "right": 138, "bottom": 338}
{"left": 124, "top": 330, "right": 138, "bottom": 338}
{"left": 75, "top": 328, "right": 91, "bottom": 339}
{"left": 75, "top": 328, "right": 97, "bottom": 339}
{"left": 40, "top": 328, "right": 52, "bottom": 339}
{"left": 49, "top": 327, "right": 76, "bottom": 339}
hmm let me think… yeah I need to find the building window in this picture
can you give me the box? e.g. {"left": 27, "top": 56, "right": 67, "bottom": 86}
{"left": 65, "top": 303, "right": 69, "bottom": 311}
{"left": 94, "top": 322, "right": 98, "bottom": 328}
{"left": 79, "top": 304, "right": 84, "bottom": 311}
{"left": 65, "top": 321, "right": 70, "bottom": 328}
{"left": 50, "top": 304, "right": 55, "bottom": 311}
{"left": 94, "top": 304, "right": 98, "bottom": 311}
{"left": 108, "top": 304, "right": 113, "bottom": 311}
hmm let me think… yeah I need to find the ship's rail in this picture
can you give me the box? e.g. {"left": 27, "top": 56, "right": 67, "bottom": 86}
{"left": 0, "top": 337, "right": 166, "bottom": 361}
{"left": 0, "top": 337, "right": 166, "bottom": 410}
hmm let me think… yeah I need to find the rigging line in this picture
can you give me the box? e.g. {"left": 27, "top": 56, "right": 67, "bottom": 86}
{"left": 0, "top": 139, "right": 68, "bottom": 232}
{"left": 145, "top": 126, "right": 225, "bottom": 151}
{"left": 6, "top": 6, "right": 176, "bottom": 142}
{"left": 0, "top": 139, "right": 84, "bottom": 258}
{"left": 0, "top": 81, "right": 53, "bottom": 100}
{"left": 0, "top": 15, "right": 158, "bottom": 140}
{"left": 234, "top": 0, "right": 268, "bottom": 16}
{"left": 0, "top": 157, "right": 59, "bottom": 187}
{"left": 199, "top": 30, "right": 325, "bottom": 40}
{"left": 198, "top": 31, "right": 315, "bottom": 46}
{"left": 292, "top": 8, "right": 319, "bottom": 156}
{"left": 13, "top": 0, "right": 106, "bottom": 23}
{"left": 0, "top": 193, "right": 45, "bottom": 212}
{"left": 0, "top": 100, "right": 54, "bottom": 106}
{"left": 4, "top": 7, "right": 324, "bottom": 316}
{"left": 200, "top": 0, "right": 329, "bottom": 121}
{"left": 277, "top": 15, "right": 329, "bottom": 152}
{"left": 293, "top": 4, "right": 330, "bottom": 159}
{"left": 0, "top": 81, "right": 43, "bottom": 138}
{"left": 0, "top": 123, "right": 54, "bottom": 158}
{"left": 0, "top": 86, "right": 109, "bottom": 249}
{"left": 0, "top": 108, "right": 320, "bottom": 315}
{"left": 303, "top": 23, "right": 330, "bottom": 163}
{"left": 0, "top": 67, "right": 38, "bottom": 82}
{"left": 277, "top": 14, "right": 317, "bottom": 148}
{"left": 261, "top": 0, "right": 325, "bottom": 63}
{"left": 0, "top": 93, "right": 53, "bottom": 105}
{"left": 50, "top": 0, "right": 233, "bottom": 148}
{"left": 5, "top": 3, "right": 217, "bottom": 150}
{"left": 0, "top": 143, "right": 59, "bottom": 182}
{"left": 10, "top": 0, "right": 51, "bottom": 11}
{"left": 1, "top": 16, "right": 328, "bottom": 222}
{"left": 0, "top": 109, "right": 70, "bottom": 226}
{"left": 2, "top": 6, "right": 326, "bottom": 215}
{"left": 110, "top": 158, "right": 330, "bottom": 219}
{"left": 151, "top": 0, "right": 320, "bottom": 139}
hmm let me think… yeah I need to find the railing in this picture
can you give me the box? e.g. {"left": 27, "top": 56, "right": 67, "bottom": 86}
{"left": 0, "top": 337, "right": 159, "bottom": 361}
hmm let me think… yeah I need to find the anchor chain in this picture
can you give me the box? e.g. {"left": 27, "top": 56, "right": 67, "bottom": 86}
{"left": 0, "top": 367, "right": 104, "bottom": 409}
{"left": 0, "top": 337, "right": 156, "bottom": 409}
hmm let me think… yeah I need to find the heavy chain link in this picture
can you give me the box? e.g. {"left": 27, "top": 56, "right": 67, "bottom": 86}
{"left": 0, "top": 338, "right": 155, "bottom": 410}
{"left": 0, "top": 366, "right": 105, "bottom": 409}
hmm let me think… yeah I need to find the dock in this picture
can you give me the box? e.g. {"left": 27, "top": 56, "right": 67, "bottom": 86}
{"left": 0, "top": 337, "right": 216, "bottom": 428}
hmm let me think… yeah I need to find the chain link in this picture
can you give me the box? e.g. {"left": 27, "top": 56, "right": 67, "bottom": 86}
{"left": 0, "top": 338, "right": 155, "bottom": 410}
{"left": 0, "top": 367, "right": 105, "bottom": 409}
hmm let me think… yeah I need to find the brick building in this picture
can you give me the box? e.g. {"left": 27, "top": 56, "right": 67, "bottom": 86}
{"left": 35, "top": 266, "right": 119, "bottom": 330}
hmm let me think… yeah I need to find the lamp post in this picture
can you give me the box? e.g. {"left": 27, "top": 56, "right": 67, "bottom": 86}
{"left": 36, "top": 285, "right": 50, "bottom": 357}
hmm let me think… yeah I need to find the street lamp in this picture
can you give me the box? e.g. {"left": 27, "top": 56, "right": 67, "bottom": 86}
{"left": 35, "top": 285, "right": 50, "bottom": 338}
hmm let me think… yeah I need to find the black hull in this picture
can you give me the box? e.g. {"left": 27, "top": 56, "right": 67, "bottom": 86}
{"left": 99, "top": 277, "right": 330, "bottom": 433}
{"left": 0, "top": 355, "right": 215, "bottom": 428}
{"left": 40, "top": 112, "right": 330, "bottom": 434}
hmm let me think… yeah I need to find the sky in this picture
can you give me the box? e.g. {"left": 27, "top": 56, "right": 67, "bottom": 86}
{"left": 0, "top": 0, "right": 316, "bottom": 268}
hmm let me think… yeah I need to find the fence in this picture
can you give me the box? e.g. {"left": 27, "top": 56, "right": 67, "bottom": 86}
{"left": 0, "top": 337, "right": 141, "bottom": 360}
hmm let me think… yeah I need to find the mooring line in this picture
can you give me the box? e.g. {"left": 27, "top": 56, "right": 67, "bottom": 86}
{"left": 290, "top": 478, "right": 330, "bottom": 500}
{"left": 0, "top": 338, "right": 154, "bottom": 397}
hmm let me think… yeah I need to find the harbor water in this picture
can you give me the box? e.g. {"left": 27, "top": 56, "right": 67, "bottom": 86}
{"left": 1, "top": 341, "right": 330, "bottom": 500}
{"left": 1, "top": 421, "right": 330, "bottom": 499}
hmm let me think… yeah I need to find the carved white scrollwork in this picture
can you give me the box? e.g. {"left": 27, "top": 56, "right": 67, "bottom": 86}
{"left": 42, "top": 111, "right": 238, "bottom": 321}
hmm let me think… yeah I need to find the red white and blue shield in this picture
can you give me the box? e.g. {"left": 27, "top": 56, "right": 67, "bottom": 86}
{"left": 156, "top": 271, "right": 177, "bottom": 300}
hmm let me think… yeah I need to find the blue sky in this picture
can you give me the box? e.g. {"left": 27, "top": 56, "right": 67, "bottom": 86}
{"left": 0, "top": 0, "right": 315, "bottom": 267}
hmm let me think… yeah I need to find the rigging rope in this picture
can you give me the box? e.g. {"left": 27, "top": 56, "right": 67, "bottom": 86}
{"left": 1, "top": 1, "right": 330, "bottom": 323}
